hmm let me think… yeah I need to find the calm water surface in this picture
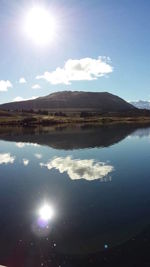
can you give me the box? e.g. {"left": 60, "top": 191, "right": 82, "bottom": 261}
{"left": 0, "top": 124, "right": 150, "bottom": 267}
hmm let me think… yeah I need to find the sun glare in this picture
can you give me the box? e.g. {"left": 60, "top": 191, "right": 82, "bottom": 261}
{"left": 39, "top": 204, "right": 54, "bottom": 221}
{"left": 24, "top": 6, "right": 56, "bottom": 46}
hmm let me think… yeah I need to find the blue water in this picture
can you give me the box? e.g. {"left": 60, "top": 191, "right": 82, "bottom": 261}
{"left": 0, "top": 124, "right": 150, "bottom": 266}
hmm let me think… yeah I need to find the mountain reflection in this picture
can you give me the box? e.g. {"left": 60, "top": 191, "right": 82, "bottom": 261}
{"left": 40, "top": 156, "right": 114, "bottom": 181}
{"left": 0, "top": 123, "right": 150, "bottom": 150}
{"left": 1, "top": 124, "right": 150, "bottom": 266}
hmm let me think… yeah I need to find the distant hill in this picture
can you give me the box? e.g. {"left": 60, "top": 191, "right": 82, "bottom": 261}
{"left": 130, "top": 100, "right": 150, "bottom": 110}
{"left": 0, "top": 91, "right": 136, "bottom": 112}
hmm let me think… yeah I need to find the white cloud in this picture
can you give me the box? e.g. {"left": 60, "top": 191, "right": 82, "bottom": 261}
{"left": 34, "top": 153, "right": 42, "bottom": 159}
{"left": 32, "top": 84, "right": 41, "bottom": 89}
{"left": 23, "top": 159, "right": 29, "bottom": 166}
{"left": 13, "top": 96, "right": 37, "bottom": 102}
{"left": 0, "top": 153, "right": 15, "bottom": 164}
{"left": 0, "top": 80, "right": 12, "bottom": 92}
{"left": 40, "top": 156, "right": 114, "bottom": 181}
{"left": 19, "top": 77, "right": 27, "bottom": 84}
{"left": 36, "top": 56, "right": 113, "bottom": 85}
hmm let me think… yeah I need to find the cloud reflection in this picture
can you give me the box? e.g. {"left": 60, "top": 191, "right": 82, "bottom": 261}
{"left": 34, "top": 153, "right": 42, "bottom": 159}
{"left": 23, "top": 159, "right": 29, "bottom": 166}
{"left": 0, "top": 153, "right": 15, "bottom": 165}
{"left": 16, "top": 142, "right": 39, "bottom": 148}
{"left": 40, "top": 156, "right": 114, "bottom": 181}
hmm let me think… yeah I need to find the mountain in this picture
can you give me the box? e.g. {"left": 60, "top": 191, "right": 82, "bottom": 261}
{"left": 0, "top": 91, "right": 136, "bottom": 112}
{"left": 130, "top": 100, "right": 150, "bottom": 110}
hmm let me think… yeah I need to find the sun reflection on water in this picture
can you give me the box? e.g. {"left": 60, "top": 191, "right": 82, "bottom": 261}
{"left": 39, "top": 204, "right": 55, "bottom": 221}
{"left": 32, "top": 202, "right": 55, "bottom": 237}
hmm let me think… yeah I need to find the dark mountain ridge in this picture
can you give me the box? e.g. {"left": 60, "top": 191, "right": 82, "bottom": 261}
{"left": 0, "top": 91, "right": 136, "bottom": 112}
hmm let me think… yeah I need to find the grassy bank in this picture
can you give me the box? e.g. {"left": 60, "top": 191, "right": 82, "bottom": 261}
{"left": 0, "top": 110, "right": 150, "bottom": 126}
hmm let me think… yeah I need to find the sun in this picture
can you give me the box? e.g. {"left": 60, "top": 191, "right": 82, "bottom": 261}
{"left": 24, "top": 6, "right": 56, "bottom": 46}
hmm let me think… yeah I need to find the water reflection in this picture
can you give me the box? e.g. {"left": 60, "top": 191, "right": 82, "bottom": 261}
{"left": 38, "top": 203, "right": 55, "bottom": 221}
{"left": 16, "top": 142, "right": 39, "bottom": 148}
{"left": 22, "top": 158, "right": 29, "bottom": 166}
{"left": 0, "top": 123, "right": 150, "bottom": 150}
{"left": 0, "top": 153, "right": 15, "bottom": 165}
{"left": 40, "top": 156, "right": 114, "bottom": 181}
{"left": 0, "top": 125, "right": 150, "bottom": 266}
{"left": 34, "top": 153, "right": 42, "bottom": 159}
{"left": 130, "top": 128, "right": 150, "bottom": 138}
{"left": 32, "top": 203, "right": 55, "bottom": 238}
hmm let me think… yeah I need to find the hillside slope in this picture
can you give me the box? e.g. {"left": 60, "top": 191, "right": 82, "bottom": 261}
{"left": 0, "top": 91, "right": 136, "bottom": 112}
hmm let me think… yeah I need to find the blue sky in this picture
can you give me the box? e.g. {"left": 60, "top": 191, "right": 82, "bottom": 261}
{"left": 0, "top": 0, "right": 150, "bottom": 103}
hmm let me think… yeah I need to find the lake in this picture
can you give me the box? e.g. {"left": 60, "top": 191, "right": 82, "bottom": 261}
{"left": 0, "top": 124, "right": 150, "bottom": 267}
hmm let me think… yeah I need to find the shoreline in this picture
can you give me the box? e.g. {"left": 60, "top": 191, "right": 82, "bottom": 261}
{"left": 0, "top": 115, "right": 150, "bottom": 126}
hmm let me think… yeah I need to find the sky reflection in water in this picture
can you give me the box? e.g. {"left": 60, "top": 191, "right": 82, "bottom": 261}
{"left": 0, "top": 125, "right": 150, "bottom": 266}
